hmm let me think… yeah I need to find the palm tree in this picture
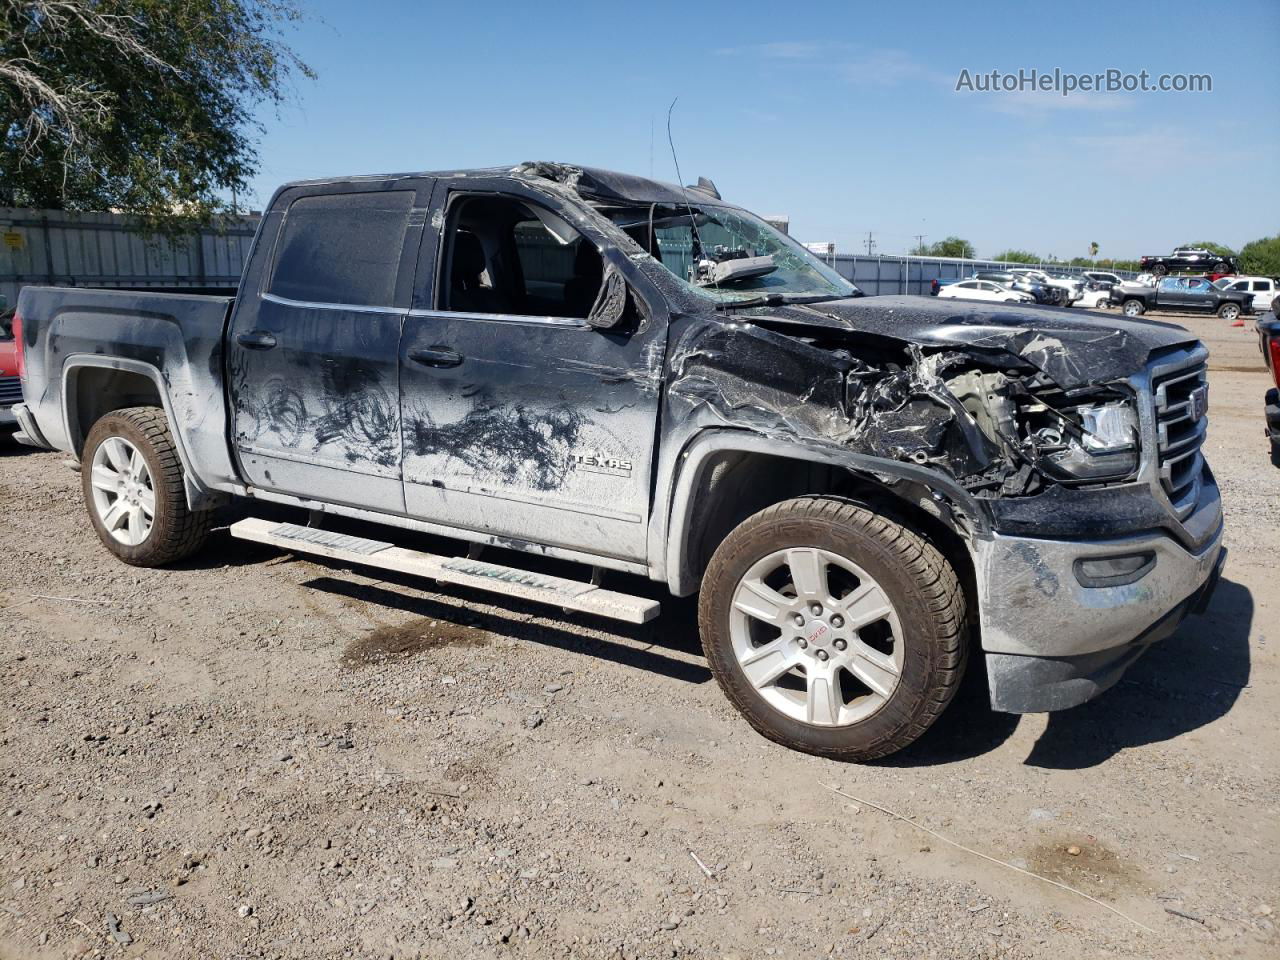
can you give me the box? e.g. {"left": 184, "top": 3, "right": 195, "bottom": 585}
{"left": 1089, "top": 241, "right": 1099, "bottom": 259}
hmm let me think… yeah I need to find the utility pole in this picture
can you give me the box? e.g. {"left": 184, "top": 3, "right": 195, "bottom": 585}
{"left": 913, "top": 234, "right": 926, "bottom": 254}
{"left": 864, "top": 231, "right": 876, "bottom": 256}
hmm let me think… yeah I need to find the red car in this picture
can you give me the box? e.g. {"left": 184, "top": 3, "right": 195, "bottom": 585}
{"left": 1, "top": 314, "right": 20, "bottom": 429}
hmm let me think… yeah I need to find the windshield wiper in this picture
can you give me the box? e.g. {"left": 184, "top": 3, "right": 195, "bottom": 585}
{"left": 712, "top": 293, "right": 853, "bottom": 311}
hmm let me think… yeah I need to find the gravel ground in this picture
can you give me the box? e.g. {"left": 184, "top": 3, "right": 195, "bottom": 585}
{"left": 0, "top": 310, "right": 1276, "bottom": 960}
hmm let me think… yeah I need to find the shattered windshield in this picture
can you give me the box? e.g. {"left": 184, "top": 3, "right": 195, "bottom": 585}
{"left": 603, "top": 202, "right": 858, "bottom": 305}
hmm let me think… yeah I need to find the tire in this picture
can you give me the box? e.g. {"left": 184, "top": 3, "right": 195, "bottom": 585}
{"left": 1218, "top": 303, "right": 1240, "bottom": 322}
{"left": 1214, "top": 261, "right": 1230, "bottom": 274}
{"left": 698, "top": 496, "right": 967, "bottom": 761}
{"left": 81, "top": 406, "right": 211, "bottom": 566}
{"left": 1122, "top": 299, "right": 1145, "bottom": 317}
{"left": 1152, "top": 263, "right": 1168, "bottom": 276}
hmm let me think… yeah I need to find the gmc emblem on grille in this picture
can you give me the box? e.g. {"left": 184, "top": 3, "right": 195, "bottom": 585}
{"left": 1189, "top": 385, "right": 1209, "bottom": 423}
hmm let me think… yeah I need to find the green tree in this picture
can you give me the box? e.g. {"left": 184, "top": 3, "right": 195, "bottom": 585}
{"left": 993, "top": 249, "right": 1038, "bottom": 264}
{"left": 1, "top": 0, "right": 313, "bottom": 226}
{"left": 1089, "top": 241, "right": 1099, "bottom": 258}
{"left": 1238, "top": 235, "right": 1280, "bottom": 277}
{"left": 1177, "top": 240, "right": 1236, "bottom": 256}
{"left": 926, "top": 236, "right": 976, "bottom": 259}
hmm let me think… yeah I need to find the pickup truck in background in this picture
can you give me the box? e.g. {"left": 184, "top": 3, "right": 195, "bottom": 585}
{"left": 1218, "top": 275, "right": 1278, "bottom": 313}
{"left": 1140, "top": 248, "right": 1237, "bottom": 277}
{"left": 1114, "top": 275, "right": 1253, "bottom": 321}
{"left": 10, "top": 162, "right": 1225, "bottom": 760}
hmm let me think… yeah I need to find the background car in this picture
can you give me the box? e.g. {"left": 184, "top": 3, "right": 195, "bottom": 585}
{"left": 1083, "top": 270, "right": 1123, "bottom": 290}
{"left": 0, "top": 302, "right": 19, "bottom": 432}
{"left": 1217, "top": 275, "right": 1277, "bottom": 313}
{"left": 1077, "top": 284, "right": 1112, "bottom": 309}
{"left": 1010, "top": 268, "right": 1083, "bottom": 306}
{"left": 973, "top": 271, "right": 1051, "bottom": 303}
{"left": 1140, "top": 247, "right": 1237, "bottom": 276}
{"left": 936, "top": 279, "right": 1033, "bottom": 303}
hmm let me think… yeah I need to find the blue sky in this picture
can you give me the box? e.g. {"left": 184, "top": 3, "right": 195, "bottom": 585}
{"left": 247, "top": 0, "right": 1279, "bottom": 260}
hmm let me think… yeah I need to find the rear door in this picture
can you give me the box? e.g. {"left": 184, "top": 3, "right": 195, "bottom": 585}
{"left": 397, "top": 178, "right": 667, "bottom": 563}
{"left": 1253, "top": 279, "right": 1274, "bottom": 311}
{"left": 228, "top": 179, "right": 431, "bottom": 512}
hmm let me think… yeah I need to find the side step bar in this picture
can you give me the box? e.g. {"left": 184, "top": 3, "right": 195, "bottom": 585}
{"left": 229, "top": 518, "right": 660, "bottom": 625}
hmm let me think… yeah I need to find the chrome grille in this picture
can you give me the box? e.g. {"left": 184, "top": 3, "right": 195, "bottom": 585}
{"left": 0, "top": 377, "right": 21, "bottom": 406}
{"left": 1151, "top": 354, "right": 1208, "bottom": 520}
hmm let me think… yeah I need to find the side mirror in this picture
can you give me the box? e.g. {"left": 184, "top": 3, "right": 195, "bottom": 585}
{"left": 586, "top": 265, "right": 629, "bottom": 330}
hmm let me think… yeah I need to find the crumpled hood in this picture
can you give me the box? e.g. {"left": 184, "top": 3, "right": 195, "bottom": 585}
{"left": 733, "top": 295, "right": 1198, "bottom": 389}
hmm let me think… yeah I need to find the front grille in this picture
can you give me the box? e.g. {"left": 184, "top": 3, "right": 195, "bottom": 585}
{"left": 0, "top": 376, "right": 21, "bottom": 406}
{"left": 1151, "top": 353, "right": 1209, "bottom": 519}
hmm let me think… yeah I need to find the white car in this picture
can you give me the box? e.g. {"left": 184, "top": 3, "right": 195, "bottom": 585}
{"left": 937, "top": 279, "right": 1033, "bottom": 304}
{"left": 1078, "top": 287, "right": 1112, "bottom": 309}
{"left": 1215, "top": 276, "right": 1277, "bottom": 312}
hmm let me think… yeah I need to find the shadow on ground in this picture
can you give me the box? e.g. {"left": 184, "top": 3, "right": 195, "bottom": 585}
{"left": 303, "top": 571, "right": 710, "bottom": 685}
{"left": 1025, "top": 577, "right": 1253, "bottom": 769}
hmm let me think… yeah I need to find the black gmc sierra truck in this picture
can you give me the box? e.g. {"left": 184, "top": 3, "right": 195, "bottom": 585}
{"left": 10, "top": 162, "right": 1225, "bottom": 760}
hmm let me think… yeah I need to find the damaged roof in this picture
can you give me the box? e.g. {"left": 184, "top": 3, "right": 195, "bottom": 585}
{"left": 279, "top": 162, "right": 723, "bottom": 208}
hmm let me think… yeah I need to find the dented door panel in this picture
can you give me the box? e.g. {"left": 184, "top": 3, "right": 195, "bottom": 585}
{"left": 399, "top": 311, "right": 665, "bottom": 561}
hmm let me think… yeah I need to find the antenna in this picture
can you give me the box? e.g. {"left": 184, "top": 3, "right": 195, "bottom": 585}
{"left": 666, "top": 97, "right": 717, "bottom": 295}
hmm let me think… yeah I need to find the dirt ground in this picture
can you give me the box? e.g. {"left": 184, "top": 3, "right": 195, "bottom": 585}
{"left": 0, "top": 309, "right": 1276, "bottom": 960}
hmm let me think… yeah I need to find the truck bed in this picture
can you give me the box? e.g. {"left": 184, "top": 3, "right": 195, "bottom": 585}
{"left": 14, "top": 286, "right": 240, "bottom": 495}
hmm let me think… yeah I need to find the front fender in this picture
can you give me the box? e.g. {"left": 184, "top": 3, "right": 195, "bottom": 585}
{"left": 659, "top": 428, "right": 990, "bottom": 596}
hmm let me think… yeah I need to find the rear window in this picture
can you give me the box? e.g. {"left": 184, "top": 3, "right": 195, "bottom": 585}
{"left": 269, "top": 191, "right": 414, "bottom": 307}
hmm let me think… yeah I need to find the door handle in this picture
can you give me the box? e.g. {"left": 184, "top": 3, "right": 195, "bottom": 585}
{"left": 236, "top": 331, "right": 278, "bottom": 350}
{"left": 408, "top": 347, "right": 464, "bottom": 368}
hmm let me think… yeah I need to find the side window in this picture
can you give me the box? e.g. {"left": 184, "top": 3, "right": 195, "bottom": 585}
{"left": 441, "top": 194, "right": 603, "bottom": 320}
{"left": 269, "top": 191, "right": 414, "bottom": 307}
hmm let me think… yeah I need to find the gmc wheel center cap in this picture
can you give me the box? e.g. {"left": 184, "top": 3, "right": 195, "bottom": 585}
{"left": 806, "top": 622, "right": 831, "bottom": 647}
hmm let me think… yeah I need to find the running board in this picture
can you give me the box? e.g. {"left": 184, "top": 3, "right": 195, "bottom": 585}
{"left": 229, "top": 518, "right": 660, "bottom": 624}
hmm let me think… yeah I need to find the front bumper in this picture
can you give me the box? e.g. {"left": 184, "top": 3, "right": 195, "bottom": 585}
{"left": 974, "top": 494, "right": 1225, "bottom": 713}
{"left": 0, "top": 405, "right": 14, "bottom": 426}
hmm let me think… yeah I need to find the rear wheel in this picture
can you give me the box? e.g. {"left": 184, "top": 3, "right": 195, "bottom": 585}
{"left": 81, "top": 407, "right": 211, "bottom": 566}
{"left": 1214, "top": 261, "right": 1230, "bottom": 274}
{"left": 698, "top": 496, "right": 967, "bottom": 761}
{"left": 1152, "top": 263, "right": 1168, "bottom": 276}
{"left": 1122, "top": 298, "right": 1145, "bottom": 317}
{"left": 1218, "top": 303, "right": 1241, "bottom": 322}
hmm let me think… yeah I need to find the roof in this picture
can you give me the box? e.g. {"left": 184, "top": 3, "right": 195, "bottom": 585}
{"left": 278, "top": 162, "right": 724, "bottom": 208}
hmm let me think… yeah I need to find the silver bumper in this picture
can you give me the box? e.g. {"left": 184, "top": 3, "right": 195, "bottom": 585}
{"left": 974, "top": 492, "right": 1224, "bottom": 713}
{"left": 9, "top": 402, "right": 52, "bottom": 448}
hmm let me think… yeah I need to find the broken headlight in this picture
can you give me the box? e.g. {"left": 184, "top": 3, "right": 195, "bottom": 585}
{"left": 1037, "top": 400, "right": 1139, "bottom": 482}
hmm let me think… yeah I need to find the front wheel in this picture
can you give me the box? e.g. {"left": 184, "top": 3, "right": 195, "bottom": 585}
{"left": 698, "top": 497, "right": 967, "bottom": 761}
{"left": 1152, "top": 263, "right": 1168, "bottom": 276}
{"left": 1122, "top": 299, "right": 1145, "bottom": 317}
{"left": 1214, "top": 261, "right": 1230, "bottom": 274}
{"left": 1218, "top": 303, "right": 1241, "bottom": 322}
{"left": 81, "top": 407, "right": 211, "bottom": 566}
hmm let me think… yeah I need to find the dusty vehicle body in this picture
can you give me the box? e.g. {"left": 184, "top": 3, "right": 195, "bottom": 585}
{"left": 12, "top": 162, "right": 1224, "bottom": 758}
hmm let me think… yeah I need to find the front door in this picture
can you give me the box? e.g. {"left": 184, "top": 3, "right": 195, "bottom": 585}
{"left": 397, "top": 181, "right": 666, "bottom": 562}
{"left": 228, "top": 180, "right": 431, "bottom": 512}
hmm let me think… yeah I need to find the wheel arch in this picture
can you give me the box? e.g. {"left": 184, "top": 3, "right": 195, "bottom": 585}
{"left": 663, "top": 430, "right": 987, "bottom": 600}
{"left": 62, "top": 355, "right": 218, "bottom": 511}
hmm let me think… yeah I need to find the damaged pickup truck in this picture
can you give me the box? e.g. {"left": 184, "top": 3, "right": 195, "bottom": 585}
{"left": 10, "top": 162, "right": 1225, "bottom": 760}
